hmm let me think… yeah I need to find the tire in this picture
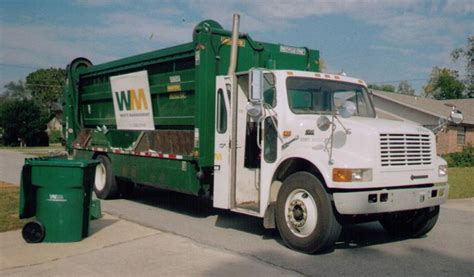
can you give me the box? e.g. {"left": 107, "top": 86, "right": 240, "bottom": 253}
{"left": 94, "top": 155, "right": 118, "bottom": 199}
{"left": 276, "top": 172, "right": 341, "bottom": 254}
{"left": 379, "top": 205, "right": 440, "bottom": 238}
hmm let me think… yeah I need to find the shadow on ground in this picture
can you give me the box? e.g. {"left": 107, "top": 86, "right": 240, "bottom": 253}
{"left": 126, "top": 185, "right": 217, "bottom": 217}
{"left": 112, "top": 185, "right": 411, "bottom": 251}
{"left": 89, "top": 218, "right": 119, "bottom": 235}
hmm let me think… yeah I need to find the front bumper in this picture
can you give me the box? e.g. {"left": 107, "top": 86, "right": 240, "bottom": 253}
{"left": 333, "top": 183, "right": 449, "bottom": 215}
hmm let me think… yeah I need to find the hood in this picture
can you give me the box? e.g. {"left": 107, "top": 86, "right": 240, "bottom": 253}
{"left": 341, "top": 117, "right": 433, "bottom": 136}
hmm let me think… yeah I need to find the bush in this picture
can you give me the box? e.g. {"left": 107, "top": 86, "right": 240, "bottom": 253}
{"left": 0, "top": 99, "right": 48, "bottom": 146}
{"left": 48, "top": 130, "right": 63, "bottom": 144}
{"left": 29, "top": 131, "right": 49, "bottom": 146}
{"left": 443, "top": 145, "right": 474, "bottom": 167}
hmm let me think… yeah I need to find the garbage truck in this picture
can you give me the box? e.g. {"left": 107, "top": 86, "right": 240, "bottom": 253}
{"left": 63, "top": 15, "right": 454, "bottom": 253}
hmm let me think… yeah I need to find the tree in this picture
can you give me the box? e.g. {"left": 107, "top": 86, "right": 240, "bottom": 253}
{"left": 2, "top": 80, "right": 30, "bottom": 100}
{"left": 368, "top": 84, "right": 396, "bottom": 92}
{"left": 25, "top": 68, "right": 66, "bottom": 112}
{"left": 451, "top": 36, "right": 474, "bottom": 98}
{"left": 424, "top": 67, "right": 465, "bottom": 100}
{"left": 0, "top": 99, "right": 48, "bottom": 146}
{"left": 397, "top": 80, "right": 415, "bottom": 95}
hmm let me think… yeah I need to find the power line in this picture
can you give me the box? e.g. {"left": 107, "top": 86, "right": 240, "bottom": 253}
{"left": 25, "top": 83, "right": 63, "bottom": 88}
{"left": 3, "top": 82, "right": 63, "bottom": 89}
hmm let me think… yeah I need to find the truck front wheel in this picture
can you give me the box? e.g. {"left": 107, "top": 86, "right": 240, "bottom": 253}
{"left": 94, "top": 155, "right": 118, "bottom": 199}
{"left": 379, "top": 206, "right": 440, "bottom": 238}
{"left": 276, "top": 172, "right": 341, "bottom": 254}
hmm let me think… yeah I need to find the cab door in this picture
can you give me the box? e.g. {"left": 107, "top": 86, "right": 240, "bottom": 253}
{"left": 213, "top": 76, "right": 232, "bottom": 209}
{"left": 213, "top": 73, "right": 268, "bottom": 216}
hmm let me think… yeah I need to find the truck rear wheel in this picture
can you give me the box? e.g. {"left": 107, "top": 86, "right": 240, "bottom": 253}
{"left": 276, "top": 172, "right": 341, "bottom": 254}
{"left": 379, "top": 206, "right": 440, "bottom": 238}
{"left": 94, "top": 155, "right": 118, "bottom": 199}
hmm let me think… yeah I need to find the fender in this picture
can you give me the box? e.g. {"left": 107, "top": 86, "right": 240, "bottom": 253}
{"left": 260, "top": 147, "right": 332, "bottom": 223}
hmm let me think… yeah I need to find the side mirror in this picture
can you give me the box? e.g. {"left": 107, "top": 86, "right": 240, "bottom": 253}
{"left": 317, "top": 116, "right": 331, "bottom": 131}
{"left": 246, "top": 102, "right": 262, "bottom": 119}
{"left": 338, "top": 101, "right": 356, "bottom": 118}
{"left": 449, "top": 109, "right": 463, "bottom": 124}
{"left": 249, "top": 68, "right": 264, "bottom": 102}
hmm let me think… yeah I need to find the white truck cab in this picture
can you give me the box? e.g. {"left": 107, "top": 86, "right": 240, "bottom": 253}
{"left": 214, "top": 69, "right": 450, "bottom": 253}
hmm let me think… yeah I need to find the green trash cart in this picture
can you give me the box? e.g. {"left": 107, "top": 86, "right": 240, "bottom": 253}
{"left": 19, "top": 158, "right": 100, "bottom": 243}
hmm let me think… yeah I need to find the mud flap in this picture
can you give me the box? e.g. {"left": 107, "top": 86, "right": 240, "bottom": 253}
{"left": 263, "top": 202, "right": 276, "bottom": 229}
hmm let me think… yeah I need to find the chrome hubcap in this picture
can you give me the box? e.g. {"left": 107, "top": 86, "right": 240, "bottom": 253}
{"left": 284, "top": 188, "right": 317, "bottom": 237}
{"left": 95, "top": 163, "right": 106, "bottom": 191}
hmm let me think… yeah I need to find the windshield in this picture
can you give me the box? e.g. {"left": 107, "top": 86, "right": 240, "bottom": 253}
{"left": 286, "top": 77, "right": 375, "bottom": 118}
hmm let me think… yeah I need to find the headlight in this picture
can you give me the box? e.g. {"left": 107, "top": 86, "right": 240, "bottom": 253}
{"left": 333, "top": 168, "right": 372, "bottom": 182}
{"left": 438, "top": 165, "right": 447, "bottom": 177}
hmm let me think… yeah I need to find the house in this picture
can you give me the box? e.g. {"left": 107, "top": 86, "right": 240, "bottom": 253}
{"left": 46, "top": 103, "right": 63, "bottom": 135}
{"left": 371, "top": 90, "right": 474, "bottom": 154}
{"left": 47, "top": 112, "right": 62, "bottom": 133}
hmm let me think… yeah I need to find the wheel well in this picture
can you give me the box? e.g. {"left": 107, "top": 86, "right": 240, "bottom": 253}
{"left": 92, "top": 152, "right": 107, "bottom": 160}
{"left": 269, "top": 158, "right": 328, "bottom": 202}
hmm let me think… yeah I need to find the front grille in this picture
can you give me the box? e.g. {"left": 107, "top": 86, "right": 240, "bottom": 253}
{"left": 380, "top": 134, "right": 432, "bottom": 167}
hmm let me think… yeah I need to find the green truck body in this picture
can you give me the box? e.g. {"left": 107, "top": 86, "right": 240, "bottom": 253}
{"left": 64, "top": 19, "right": 320, "bottom": 197}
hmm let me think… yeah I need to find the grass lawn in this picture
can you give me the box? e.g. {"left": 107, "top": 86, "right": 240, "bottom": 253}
{"left": 0, "top": 143, "right": 64, "bottom": 157}
{"left": 0, "top": 182, "right": 26, "bottom": 232}
{"left": 448, "top": 167, "right": 474, "bottom": 199}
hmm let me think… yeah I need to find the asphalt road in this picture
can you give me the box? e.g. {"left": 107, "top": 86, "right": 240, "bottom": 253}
{"left": 103, "top": 186, "right": 474, "bottom": 276}
{"left": 1, "top": 150, "right": 473, "bottom": 276}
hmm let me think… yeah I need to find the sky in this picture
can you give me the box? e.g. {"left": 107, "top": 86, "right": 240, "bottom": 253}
{"left": 0, "top": 0, "right": 473, "bottom": 94}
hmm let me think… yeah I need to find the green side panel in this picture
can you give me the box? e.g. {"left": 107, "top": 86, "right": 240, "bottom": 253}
{"left": 110, "top": 153, "right": 201, "bottom": 195}
{"left": 80, "top": 67, "right": 196, "bottom": 128}
{"left": 74, "top": 150, "right": 95, "bottom": 160}
{"left": 73, "top": 150, "right": 201, "bottom": 195}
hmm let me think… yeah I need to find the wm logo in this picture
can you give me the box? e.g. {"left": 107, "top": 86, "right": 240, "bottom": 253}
{"left": 114, "top": 89, "right": 148, "bottom": 111}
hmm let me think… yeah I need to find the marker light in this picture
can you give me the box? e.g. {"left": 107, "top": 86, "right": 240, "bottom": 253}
{"left": 438, "top": 165, "right": 447, "bottom": 177}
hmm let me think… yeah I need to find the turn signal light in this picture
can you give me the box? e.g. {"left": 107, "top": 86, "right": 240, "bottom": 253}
{"left": 333, "top": 168, "right": 373, "bottom": 182}
{"left": 333, "top": 168, "right": 352, "bottom": 182}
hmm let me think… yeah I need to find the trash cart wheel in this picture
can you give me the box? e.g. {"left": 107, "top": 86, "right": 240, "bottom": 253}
{"left": 22, "top": 221, "right": 45, "bottom": 243}
{"left": 94, "top": 155, "right": 118, "bottom": 199}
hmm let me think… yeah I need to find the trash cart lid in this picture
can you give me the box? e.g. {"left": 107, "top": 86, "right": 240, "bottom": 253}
{"left": 25, "top": 158, "right": 100, "bottom": 168}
